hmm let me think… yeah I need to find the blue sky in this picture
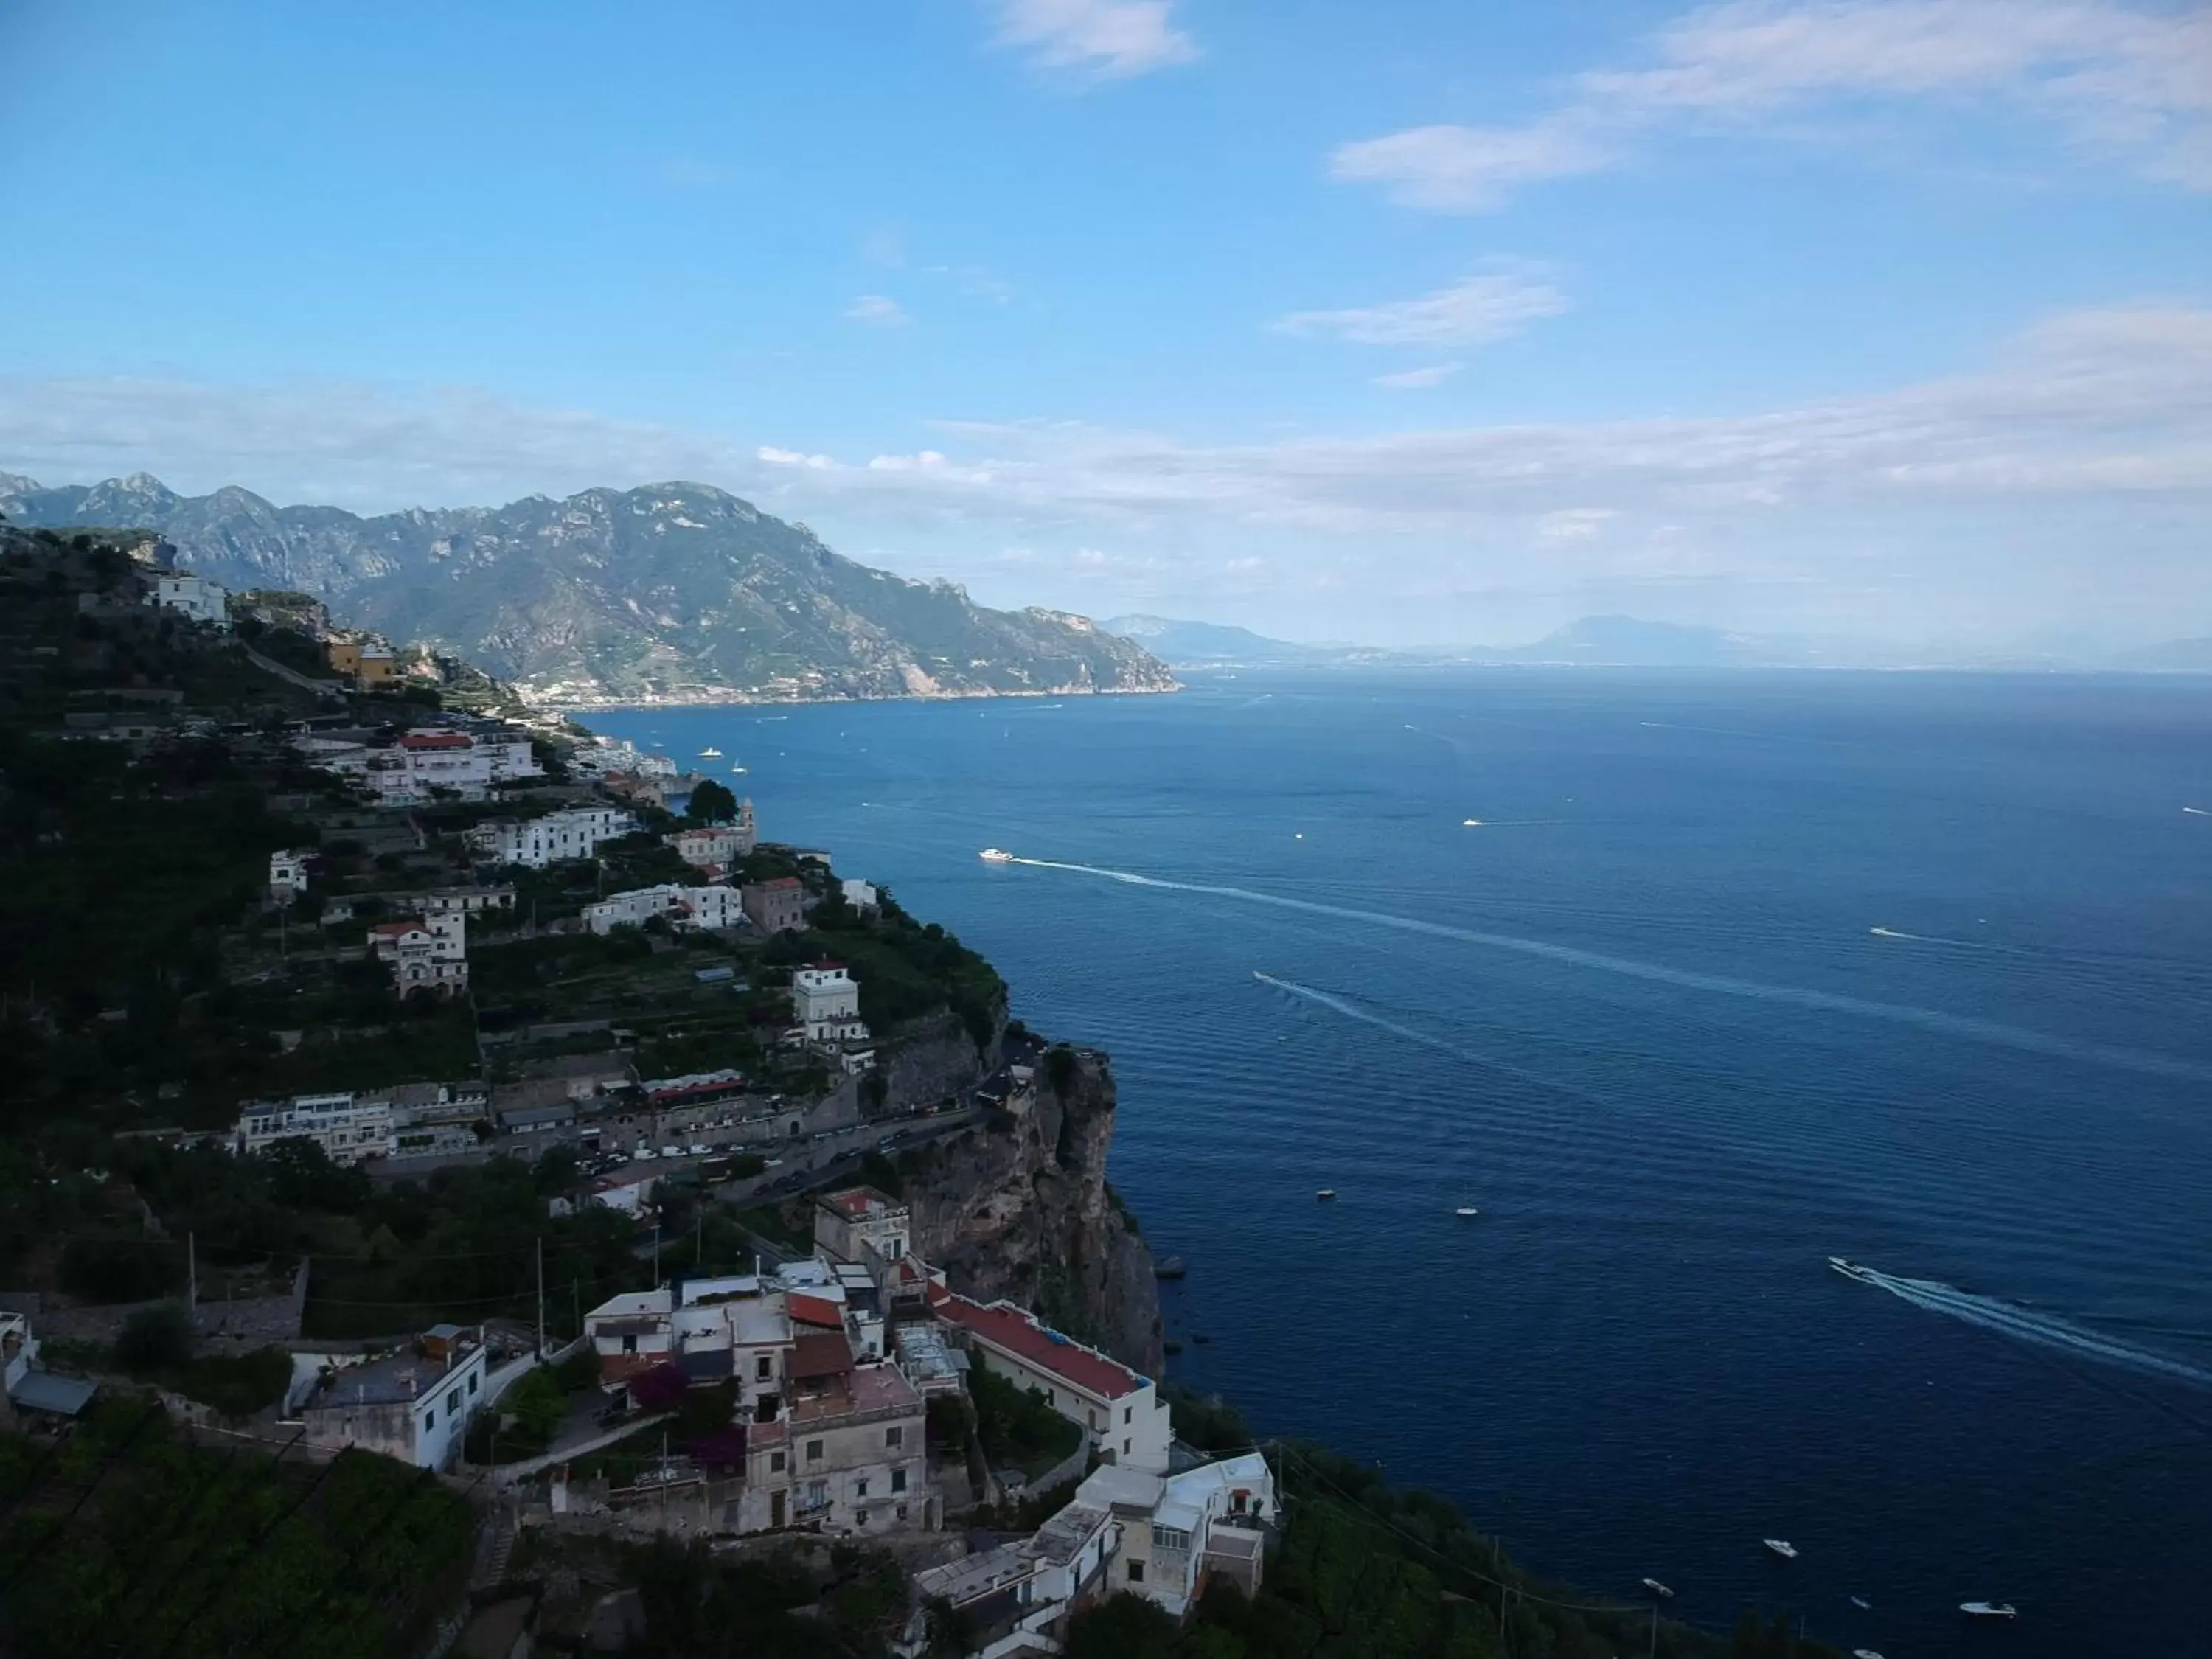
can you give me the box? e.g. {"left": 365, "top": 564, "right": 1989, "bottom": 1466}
{"left": 2, "top": 0, "right": 2208, "bottom": 647}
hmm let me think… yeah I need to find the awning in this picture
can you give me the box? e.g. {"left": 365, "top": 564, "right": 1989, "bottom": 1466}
{"left": 10, "top": 1371, "right": 97, "bottom": 1416}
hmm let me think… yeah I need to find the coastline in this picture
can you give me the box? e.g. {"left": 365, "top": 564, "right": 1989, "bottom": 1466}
{"left": 536, "top": 679, "right": 1182, "bottom": 714}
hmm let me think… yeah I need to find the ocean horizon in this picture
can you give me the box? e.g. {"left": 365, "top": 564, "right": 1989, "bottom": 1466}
{"left": 593, "top": 666, "right": 2212, "bottom": 1659}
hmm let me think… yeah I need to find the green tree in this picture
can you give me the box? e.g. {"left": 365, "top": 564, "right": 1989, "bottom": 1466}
{"left": 686, "top": 779, "right": 738, "bottom": 824}
{"left": 1065, "top": 1594, "right": 1180, "bottom": 1659}
{"left": 116, "top": 1301, "right": 195, "bottom": 1371}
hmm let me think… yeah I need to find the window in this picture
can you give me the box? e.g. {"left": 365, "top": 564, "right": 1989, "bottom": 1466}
{"left": 856, "top": 1509, "right": 869, "bottom": 1527}
{"left": 856, "top": 1478, "right": 869, "bottom": 1499}
{"left": 886, "top": 1425, "right": 902, "bottom": 1449}
{"left": 424, "top": 1405, "right": 436, "bottom": 1427}
{"left": 806, "top": 1439, "right": 824, "bottom": 1463}
{"left": 1152, "top": 1525, "right": 1192, "bottom": 1553}
{"left": 898, "top": 1503, "right": 911, "bottom": 1523}
{"left": 757, "top": 1354, "right": 773, "bottom": 1381}
{"left": 622, "top": 1335, "right": 637, "bottom": 1354}
{"left": 891, "top": 1467, "right": 907, "bottom": 1493}
{"left": 1127, "top": 1561, "right": 1144, "bottom": 1583}
{"left": 1123, "top": 1439, "right": 1131, "bottom": 1456}
{"left": 771, "top": 1450, "right": 787, "bottom": 1473}
{"left": 468, "top": 1374, "right": 479, "bottom": 1395}
{"left": 1124, "top": 1405, "right": 1133, "bottom": 1425}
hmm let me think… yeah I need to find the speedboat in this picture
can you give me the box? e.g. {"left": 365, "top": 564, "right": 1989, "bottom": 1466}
{"left": 1641, "top": 1579, "right": 1674, "bottom": 1601}
{"left": 699, "top": 746, "right": 723, "bottom": 758}
{"left": 1827, "top": 1256, "right": 1872, "bottom": 1281}
{"left": 730, "top": 765, "right": 748, "bottom": 773}
{"left": 1315, "top": 1189, "right": 1337, "bottom": 1201}
{"left": 1455, "top": 1206, "right": 1481, "bottom": 1217}
{"left": 979, "top": 848, "right": 1015, "bottom": 863}
{"left": 1848, "top": 1596, "right": 1871, "bottom": 1610}
{"left": 1852, "top": 1650, "right": 1886, "bottom": 1658}
{"left": 1462, "top": 818, "right": 1484, "bottom": 827}
{"left": 1960, "top": 1602, "right": 2017, "bottom": 1620}
{"left": 1763, "top": 1539, "right": 1799, "bottom": 1560}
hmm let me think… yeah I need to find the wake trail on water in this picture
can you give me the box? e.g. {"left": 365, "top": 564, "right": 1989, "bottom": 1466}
{"left": 1003, "top": 856, "right": 2212, "bottom": 1082}
{"left": 1868, "top": 925, "right": 1985, "bottom": 949}
{"left": 1841, "top": 1264, "right": 2212, "bottom": 1391}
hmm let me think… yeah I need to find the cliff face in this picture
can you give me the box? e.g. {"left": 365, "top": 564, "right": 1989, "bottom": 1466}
{"left": 900, "top": 1050, "right": 1162, "bottom": 1377}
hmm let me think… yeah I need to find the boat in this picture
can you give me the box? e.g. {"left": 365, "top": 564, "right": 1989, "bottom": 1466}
{"left": 1462, "top": 818, "right": 1484, "bottom": 827}
{"left": 1848, "top": 1596, "right": 1871, "bottom": 1610}
{"left": 698, "top": 746, "right": 723, "bottom": 758}
{"left": 1960, "top": 1602, "right": 2017, "bottom": 1620}
{"left": 1641, "top": 1579, "right": 1674, "bottom": 1601}
{"left": 1763, "top": 1539, "right": 1798, "bottom": 1560}
{"left": 1455, "top": 1206, "right": 1480, "bottom": 1218}
{"left": 1153, "top": 1256, "right": 1187, "bottom": 1281}
{"left": 1828, "top": 1256, "right": 1873, "bottom": 1281}
{"left": 1851, "top": 1650, "right": 1886, "bottom": 1659}
{"left": 979, "top": 848, "right": 1015, "bottom": 863}
{"left": 1315, "top": 1189, "right": 1336, "bottom": 1201}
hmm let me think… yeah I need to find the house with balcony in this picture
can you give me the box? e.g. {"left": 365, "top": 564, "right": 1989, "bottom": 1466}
{"left": 791, "top": 961, "right": 867, "bottom": 1043}
{"left": 469, "top": 805, "right": 636, "bottom": 869}
{"left": 813, "top": 1186, "right": 911, "bottom": 1267}
{"left": 235, "top": 1091, "right": 394, "bottom": 1165}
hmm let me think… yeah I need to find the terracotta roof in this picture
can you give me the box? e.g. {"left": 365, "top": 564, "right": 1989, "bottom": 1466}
{"left": 787, "top": 1293, "right": 844, "bottom": 1329}
{"left": 788, "top": 1331, "right": 853, "bottom": 1380}
{"left": 370, "top": 920, "right": 425, "bottom": 937}
{"left": 933, "top": 1293, "right": 1147, "bottom": 1401}
{"left": 400, "top": 731, "right": 472, "bottom": 750}
{"left": 756, "top": 877, "right": 802, "bottom": 891}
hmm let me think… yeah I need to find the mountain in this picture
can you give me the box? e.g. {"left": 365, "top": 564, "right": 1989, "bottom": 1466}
{"left": 0, "top": 473, "right": 1178, "bottom": 706}
{"left": 1101, "top": 614, "right": 1322, "bottom": 667}
{"left": 2110, "top": 637, "right": 2212, "bottom": 673}
{"left": 1479, "top": 614, "right": 1811, "bottom": 667}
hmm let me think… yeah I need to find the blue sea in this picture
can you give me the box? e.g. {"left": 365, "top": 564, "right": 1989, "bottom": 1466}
{"left": 594, "top": 670, "right": 2212, "bottom": 1658}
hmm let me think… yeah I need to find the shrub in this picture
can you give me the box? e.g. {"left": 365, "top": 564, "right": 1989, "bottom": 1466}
{"left": 116, "top": 1301, "right": 195, "bottom": 1373}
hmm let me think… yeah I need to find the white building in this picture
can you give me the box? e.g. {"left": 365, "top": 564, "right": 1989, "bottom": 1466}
{"left": 470, "top": 806, "right": 636, "bottom": 869}
{"left": 584, "top": 1287, "right": 675, "bottom": 1379}
{"left": 813, "top": 1186, "right": 911, "bottom": 1266}
{"left": 418, "top": 884, "right": 515, "bottom": 919}
{"left": 841, "top": 878, "right": 878, "bottom": 913}
{"left": 236, "top": 1091, "right": 394, "bottom": 1165}
{"left": 269, "top": 848, "right": 311, "bottom": 902}
{"left": 667, "top": 822, "right": 748, "bottom": 874}
{"left": 930, "top": 1288, "right": 1173, "bottom": 1475}
{"left": 470, "top": 731, "right": 543, "bottom": 784}
{"left": 371, "top": 913, "right": 468, "bottom": 997}
{"left": 791, "top": 962, "right": 867, "bottom": 1042}
{"left": 152, "top": 571, "right": 230, "bottom": 627}
{"left": 582, "top": 882, "right": 742, "bottom": 935}
{"left": 1092, "top": 1452, "right": 1275, "bottom": 1617}
{"left": 292, "top": 1329, "right": 489, "bottom": 1470}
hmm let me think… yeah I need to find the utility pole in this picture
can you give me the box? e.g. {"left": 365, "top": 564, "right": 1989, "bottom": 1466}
{"left": 653, "top": 1219, "right": 661, "bottom": 1290}
{"left": 1648, "top": 1605, "right": 1658, "bottom": 1659}
{"left": 187, "top": 1232, "right": 197, "bottom": 1310}
{"left": 535, "top": 1236, "right": 546, "bottom": 1358}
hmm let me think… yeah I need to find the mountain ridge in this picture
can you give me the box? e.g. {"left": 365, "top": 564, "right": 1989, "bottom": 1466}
{"left": 0, "top": 472, "right": 1179, "bottom": 706}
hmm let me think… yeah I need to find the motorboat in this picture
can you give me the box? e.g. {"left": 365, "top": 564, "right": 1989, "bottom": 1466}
{"left": 1763, "top": 1539, "right": 1798, "bottom": 1560}
{"left": 1851, "top": 1650, "right": 1886, "bottom": 1659}
{"left": 1849, "top": 1596, "right": 1871, "bottom": 1610}
{"left": 1641, "top": 1579, "right": 1674, "bottom": 1601}
{"left": 1960, "top": 1602, "right": 2017, "bottom": 1620}
{"left": 1828, "top": 1256, "right": 1874, "bottom": 1281}
{"left": 1462, "top": 818, "right": 1484, "bottom": 827}
{"left": 1315, "top": 1189, "right": 1337, "bottom": 1201}
{"left": 979, "top": 848, "right": 1015, "bottom": 863}
{"left": 699, "top": 746, "right": 723, "bottom": 758}
{"left": 730, "top": 764, "right": 748, "bottom": 773}
{"left": 1455, "top": 1206, "right": 1481, "bottom": 1217}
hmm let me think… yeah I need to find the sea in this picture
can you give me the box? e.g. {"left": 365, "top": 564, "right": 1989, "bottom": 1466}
{"left": 591, "top": 669, "right": 2212, "bottom": 1659}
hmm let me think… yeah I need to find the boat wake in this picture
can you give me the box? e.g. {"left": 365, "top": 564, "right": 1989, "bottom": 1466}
{"left": 2186, "top": 806, "right": 2209, "bottom": 817}
{"left": 1835, "top": 1262, "right": 2212, "bottom": 1390}
{"left": 998, "top": 856, "right": 2212, "bottom": 1082}
{"left": 1868, "top": 925, "right": 1982, "bottom": 948}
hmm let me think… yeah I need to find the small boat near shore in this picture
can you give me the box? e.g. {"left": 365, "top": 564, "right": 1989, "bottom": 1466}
{"left": 699, "top": 746, "right": 723, "bottom": 758}
{"left": 1154, "top": 1256, "right": 1187, "bottom": 1280}
{"left": 1315, "top": 1189, "right": 1337, "bottom": 1201}
{"left": 979, "top": 848, "right": 1015, "bottom": 863}
{"left": 1851, "top": 1649, "right": 1886, "bottom": 1659}
{"left": 1960, "top": 1602, "right": 2017, "bottom": 1620}
{"left": 1641, "top": 1579, "right": 1674, "bottom": 1601}
{"left": 1763, "top": 1539, "right": 1798, "bottom": 1560}
{"left": 1455, "top": 1206, "right": 1480, "bottom": 1217}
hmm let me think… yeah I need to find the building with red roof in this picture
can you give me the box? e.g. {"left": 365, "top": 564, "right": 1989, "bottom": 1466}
{"left": 931, "top": 1290, "right": 1172, "bottom": 1474}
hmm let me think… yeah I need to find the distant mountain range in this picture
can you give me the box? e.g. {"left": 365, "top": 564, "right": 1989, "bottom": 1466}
{"left": 0, "top": 471, "right": 1178, "bottom": 706}
{"left": 1104, "top": 612, "right": 2212, "bottom": 673}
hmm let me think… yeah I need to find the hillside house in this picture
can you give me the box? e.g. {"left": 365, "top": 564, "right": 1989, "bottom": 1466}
{"left": 151, "top": 571, "right": 230, "bottom": 627}
{"left": 291, "top": 1328, "right": 489, "bottom": 1470}
{"left": 930, "top": 1289, "right": 1172, "bottom": 1475}
{"left": 740, "top": 876, "right": 806, "bottom": 935}
{"left": 791, "top": 961, "right": 866, "bottom": 1042}
{"left": 583, "top": 883, "right": 742, "bottom": 935}
{"left": 470, "top": 806, "right": 637, "bottom": 869}
{"left": 268, "top": 847, "right": 311, "bottom": 902}
{"left": 234, "top": 1091, "right": 394, "bottom": 1165}
{"left": 813, "top": 1186, "right": 911, "bottom": 1267}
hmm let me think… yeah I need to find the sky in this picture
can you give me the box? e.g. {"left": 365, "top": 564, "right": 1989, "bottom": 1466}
{"left": 1, "top": 0, "right": 2208, "bottom": 649}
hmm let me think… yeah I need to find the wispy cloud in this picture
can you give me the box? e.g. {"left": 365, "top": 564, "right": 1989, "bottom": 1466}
{"left": 1332, "top": 0, "right": 2212, "bottom": 212}
{"left": 990, "top": 0, "right": 1199, "bottom": 80}
{"left": 1279, "top": 274, "right": 1568, "bottom": 347}
{"left": 1374, "top": 364, "right": 1465, "bottom": 389}
{"left": 3, "top": 306, "right": 2207, "bottom": 617}
{"left": 844, "top": 293, "right": 911, "bottom": 327}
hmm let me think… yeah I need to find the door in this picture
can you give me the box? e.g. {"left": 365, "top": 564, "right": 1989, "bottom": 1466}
{"left": 771, "top": 1489, "right": 786, "bottom": 1528}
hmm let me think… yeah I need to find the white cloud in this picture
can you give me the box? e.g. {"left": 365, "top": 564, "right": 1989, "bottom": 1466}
{"left": 990, "top": 0, "right": 1198, "bottom": 80}
{"left": 844, "top": 293, "right": 911, "bottom": 327}
{"left": 1279, "top": 276, "right": 1568, "bottom": 347}
{"left": 1329, "top": 116, "right": 1620, "bottom": 212}
{"left": 1374, "top": 364, "right": 1466, "bottom": 390}
{"left": 1537, "top": 508, "right": 1622, "bottom": 541}
{"left": 1332, "top": 0, "right": 2212, "bottom": 212}
{"left": 757, "top": 445, "right": 832, "bottom": 469}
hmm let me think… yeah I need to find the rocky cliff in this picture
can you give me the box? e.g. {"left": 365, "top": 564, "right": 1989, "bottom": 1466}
{"left": 899, "top": 1049, "right": 1162, "bottom": 1377}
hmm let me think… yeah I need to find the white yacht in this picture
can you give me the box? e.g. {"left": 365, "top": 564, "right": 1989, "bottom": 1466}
{"left": 698, "top": 745, "right": 722, "bottom": 758}
{"left": 1960, "top": 1602, "right": 2017, "bottom": 1620}
{"left": 1763, "top": 1539, "right": 1799, "bottom": 1560}
{"left": 979, "top": 848, "right": 1015, "bottom": 863}
{"left": 1641, "top": 1579, "right": 1674, "bottom": 1601}
{"left": 1455, "top": 1206, "right": 1481, "bottom": 1218}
